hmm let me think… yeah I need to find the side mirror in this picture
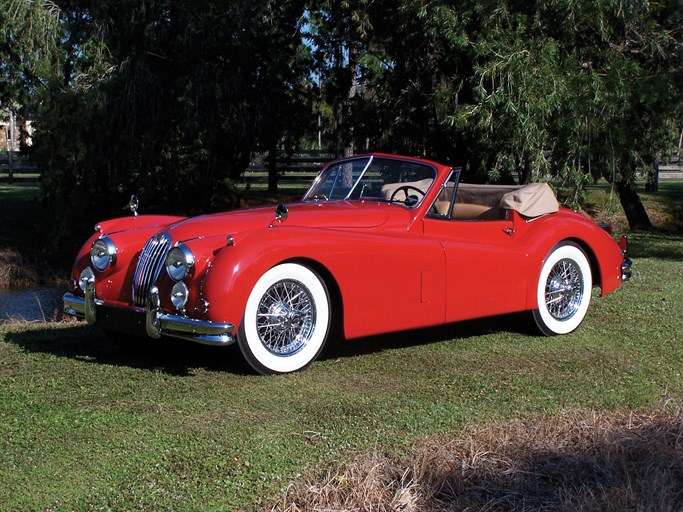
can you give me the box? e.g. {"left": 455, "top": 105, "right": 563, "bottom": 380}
{"left": 270, "top": 203, "right": 288, "bottom": 228}
{"left": 275, "top": 203, "right": 288, "bottom": 222}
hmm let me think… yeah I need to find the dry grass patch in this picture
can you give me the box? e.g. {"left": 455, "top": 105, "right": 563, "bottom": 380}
{"left": 274, "top": 401, "right": 683, "bottom": 512}
{"left": 0, "top": 249, "right": 38, "bottom": 289}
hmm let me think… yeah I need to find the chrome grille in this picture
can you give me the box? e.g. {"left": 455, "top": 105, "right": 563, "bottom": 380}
{"left": 132, "top": 232, "right": 171, "bottom": 307}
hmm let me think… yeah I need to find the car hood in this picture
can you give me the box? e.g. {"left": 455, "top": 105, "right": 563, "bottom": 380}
{"left": 166, "top": 201, "right": 394, "bottom": 242}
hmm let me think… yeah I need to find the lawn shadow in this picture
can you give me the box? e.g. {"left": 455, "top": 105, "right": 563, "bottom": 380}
{"left": 322, "top": 312, "right": 532, "bottom": 361}
{"left": 5, "top": 312, "right": 533, "bottom": 375}
{"left": 628, "top": 231, "right": 683, "bottom": 260}
{"left": 4, "top": 323, "right": 253, "bottom": 376}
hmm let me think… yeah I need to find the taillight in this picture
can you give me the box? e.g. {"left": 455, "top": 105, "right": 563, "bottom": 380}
{"left": 619, "top": 235, "right": 628, "bottom": 255}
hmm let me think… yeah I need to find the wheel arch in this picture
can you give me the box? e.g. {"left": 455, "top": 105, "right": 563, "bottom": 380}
{"left": 525, "top": 236, "right": 601, "bottom": 310}
{"left": 280, "top": 257, "right": 345, "bottom": 342}
{"left": 563, "top": 237, "right": 601, "bottom": 288}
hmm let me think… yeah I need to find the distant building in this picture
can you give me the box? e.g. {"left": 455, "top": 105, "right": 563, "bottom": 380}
{"left": 0, "top": 116, "right": 32, "bottom": 151}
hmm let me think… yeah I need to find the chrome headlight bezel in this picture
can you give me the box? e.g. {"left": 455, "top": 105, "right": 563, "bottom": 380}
{"left": 165, "top": 244, "right": 195, "bottom": 282}
{"left": 90, "top": 236, "right": 117, "bottom": 271}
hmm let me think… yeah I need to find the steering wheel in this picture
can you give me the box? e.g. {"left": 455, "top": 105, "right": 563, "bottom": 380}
{"left": 389, "top": 185, "right": 425, "bottom": 206}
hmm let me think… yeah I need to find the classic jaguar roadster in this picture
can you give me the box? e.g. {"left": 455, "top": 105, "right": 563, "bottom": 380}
{"left": 63, "top": 153, "right": 631, "bottom": 374}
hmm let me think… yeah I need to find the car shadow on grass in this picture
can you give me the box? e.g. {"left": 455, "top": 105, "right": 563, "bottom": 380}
{"left": 4, "top": 323, "right": 254, "bottom": 376}
{"left": 4, "top": 312, "right": 533, "bottom": 375}
{"left": 322, "top": 312, "right": 533, "bottom": 361}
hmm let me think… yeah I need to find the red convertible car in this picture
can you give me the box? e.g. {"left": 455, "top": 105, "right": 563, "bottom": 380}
{"left": 64, "top": 153, "right": 631, "bottom": 374}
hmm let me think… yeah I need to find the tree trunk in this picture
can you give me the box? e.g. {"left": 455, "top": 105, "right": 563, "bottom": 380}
{"left": 6, "top": 151, "right": 13, "bottom": 185}
{"left": 344, "top": 43, "right": 357, "bottom": 158}
{"left": 519, "top": 155, "right": 532, "bottom": 184}
{"left": 615, "top": 179, "right": 653, "bottom": 231}
{"left": 8, "top": 112, "right": 15, "bottom": 185}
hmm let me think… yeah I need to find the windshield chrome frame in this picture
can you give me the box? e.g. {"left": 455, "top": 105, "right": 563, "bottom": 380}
{"left": 426, "top": 166, "right": 462, "bottom": 219}
{"left": 303, "top": 155, "right": 374, "bottom": 202}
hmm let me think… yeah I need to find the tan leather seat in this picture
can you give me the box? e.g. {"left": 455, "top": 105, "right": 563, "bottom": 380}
{"left": 435, "top": 202, "right": 502, "bottom": 220}
{"left": 451, "top": 203, "right": 500, "bottom": 220}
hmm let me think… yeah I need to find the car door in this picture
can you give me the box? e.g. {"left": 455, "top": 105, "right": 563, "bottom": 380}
{"left": 422, "top": 171, "right": 530, "bottom": 324}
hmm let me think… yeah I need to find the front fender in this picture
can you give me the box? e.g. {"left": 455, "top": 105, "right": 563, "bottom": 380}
{"left": 200, "top": 227, "right": 333, "bottom": 328}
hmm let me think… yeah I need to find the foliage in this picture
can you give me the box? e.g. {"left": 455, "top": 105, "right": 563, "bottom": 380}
{"left": 0, "top": 0, "right": 61, "bottom": 108}
{"left": 4, "top": 0, "right": 681, "bottom": 244}
{"left": 29, "top": 0, "right": 311, "bottom": 251}
{"left": 384, "top": 0, "right": 683, "bottom": 228}
{"left": 337, "top": 1, "right": 682, "bottom": 227}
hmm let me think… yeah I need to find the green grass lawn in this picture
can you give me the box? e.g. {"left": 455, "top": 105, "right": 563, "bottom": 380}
{"left": 1, "top": 178, "right": 681, "bottom": 510}
{"left": 1, "top": 231, "right": 681, "bottom": 510}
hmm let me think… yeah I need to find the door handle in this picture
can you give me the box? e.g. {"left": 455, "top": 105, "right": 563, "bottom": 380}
{"left": 504, "top": 226, "right": 515, "bottom": 236}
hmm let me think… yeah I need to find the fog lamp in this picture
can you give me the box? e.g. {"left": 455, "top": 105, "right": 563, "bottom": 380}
{"left": 79, "top": 267, "right": 95, "bottom": 291}
{"left": 171, "top": 281, "right": 189, "bottom": 311}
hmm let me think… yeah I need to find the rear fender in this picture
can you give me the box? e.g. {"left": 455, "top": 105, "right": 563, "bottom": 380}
{"left": 514, "top": 212, "right": 625, "bottom": 310}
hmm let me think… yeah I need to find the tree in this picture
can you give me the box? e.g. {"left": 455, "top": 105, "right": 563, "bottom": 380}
{"left": 306, "top": 0, "right": 374, "bottom": 157}
{"left": 0, "top": 0, "right": 61, "bottom": 184}
{"left": 31, "top": 0, "right": 312, "bottom": 251}
{"left": 358, "top": 0, "right": 683, "bottom": 229}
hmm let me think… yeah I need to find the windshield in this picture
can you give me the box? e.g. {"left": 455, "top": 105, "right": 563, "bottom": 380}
{"left": 304, "top": 156, "right": 436, "bottom": 208}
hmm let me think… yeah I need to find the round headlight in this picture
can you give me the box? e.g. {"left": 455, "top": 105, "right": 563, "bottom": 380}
{"left": 165, "top": 244, "right": 194, "bottom": 282}
{"left": 171, "top": 281, "right": 189, "bottom": 311}
{"left": 90, "top": 236, "right": 117, "bottom": 271}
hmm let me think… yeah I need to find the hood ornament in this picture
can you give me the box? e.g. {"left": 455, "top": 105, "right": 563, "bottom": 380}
{"left": 129, "top": 195, "right": 139, "bottom": 217}
{"left": 269, "top": 203, "right": 288, "bottom": 228}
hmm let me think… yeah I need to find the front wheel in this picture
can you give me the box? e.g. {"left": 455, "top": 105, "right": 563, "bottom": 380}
{"left": 237, "top": 263, "right": 331, "bottom": 374}
{"left": 532, "top": 242, "right": 592, "bottom": 336}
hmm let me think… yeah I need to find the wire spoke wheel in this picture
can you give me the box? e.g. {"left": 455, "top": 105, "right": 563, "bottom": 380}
{"left": 544, "top": 258, "right": 584, "bottom": 320}
{"left": 256, "top": 279, "right": 316, "bottom": 356}
{"left": 533, "top": 242, "right": 592, "bottom": 336}
{"left": 238, "top": 263, "right": 331, "bottom": 374}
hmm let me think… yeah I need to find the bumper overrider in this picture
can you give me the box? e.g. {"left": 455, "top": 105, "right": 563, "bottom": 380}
{"left": 618, "top": 235, "right": 632, "bottom": 283}
{"left": 621, "top": 256, "right": 632, "bottom": 282}
{"left": 63, "top": 282, "right": 235, "bottom": 346}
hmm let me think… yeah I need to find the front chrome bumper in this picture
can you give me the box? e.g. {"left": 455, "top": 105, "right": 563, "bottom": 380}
{"left": 63, "top": 284, "right": 235, "bottom": 346}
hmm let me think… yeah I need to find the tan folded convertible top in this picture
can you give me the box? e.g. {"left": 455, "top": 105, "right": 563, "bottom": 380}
{"left": 500, "top": 183, "right": 559, "bottom": 217}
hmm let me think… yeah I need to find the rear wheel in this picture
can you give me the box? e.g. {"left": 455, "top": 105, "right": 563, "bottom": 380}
{"left": 532, "top": 242, "right": 592, "bottom": 336}
{"left": 237, "top": 263, "right": 331, "bottom": 374}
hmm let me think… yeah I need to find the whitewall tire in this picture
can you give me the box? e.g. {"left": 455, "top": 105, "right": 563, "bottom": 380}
{"left": 532, "top": 242, "right": 592, "bottom": 336}
{"left": 237, "top": 263, "right": 331, "bottom": 374}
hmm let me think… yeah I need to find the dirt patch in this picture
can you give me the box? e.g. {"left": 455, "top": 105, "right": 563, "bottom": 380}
{"left": 274, "top": 401, "right": 683, "bottom": 511}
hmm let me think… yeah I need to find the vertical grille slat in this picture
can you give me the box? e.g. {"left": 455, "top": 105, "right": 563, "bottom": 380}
{"left": 132, "top": 232, "right": 171, "bottom": 307}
